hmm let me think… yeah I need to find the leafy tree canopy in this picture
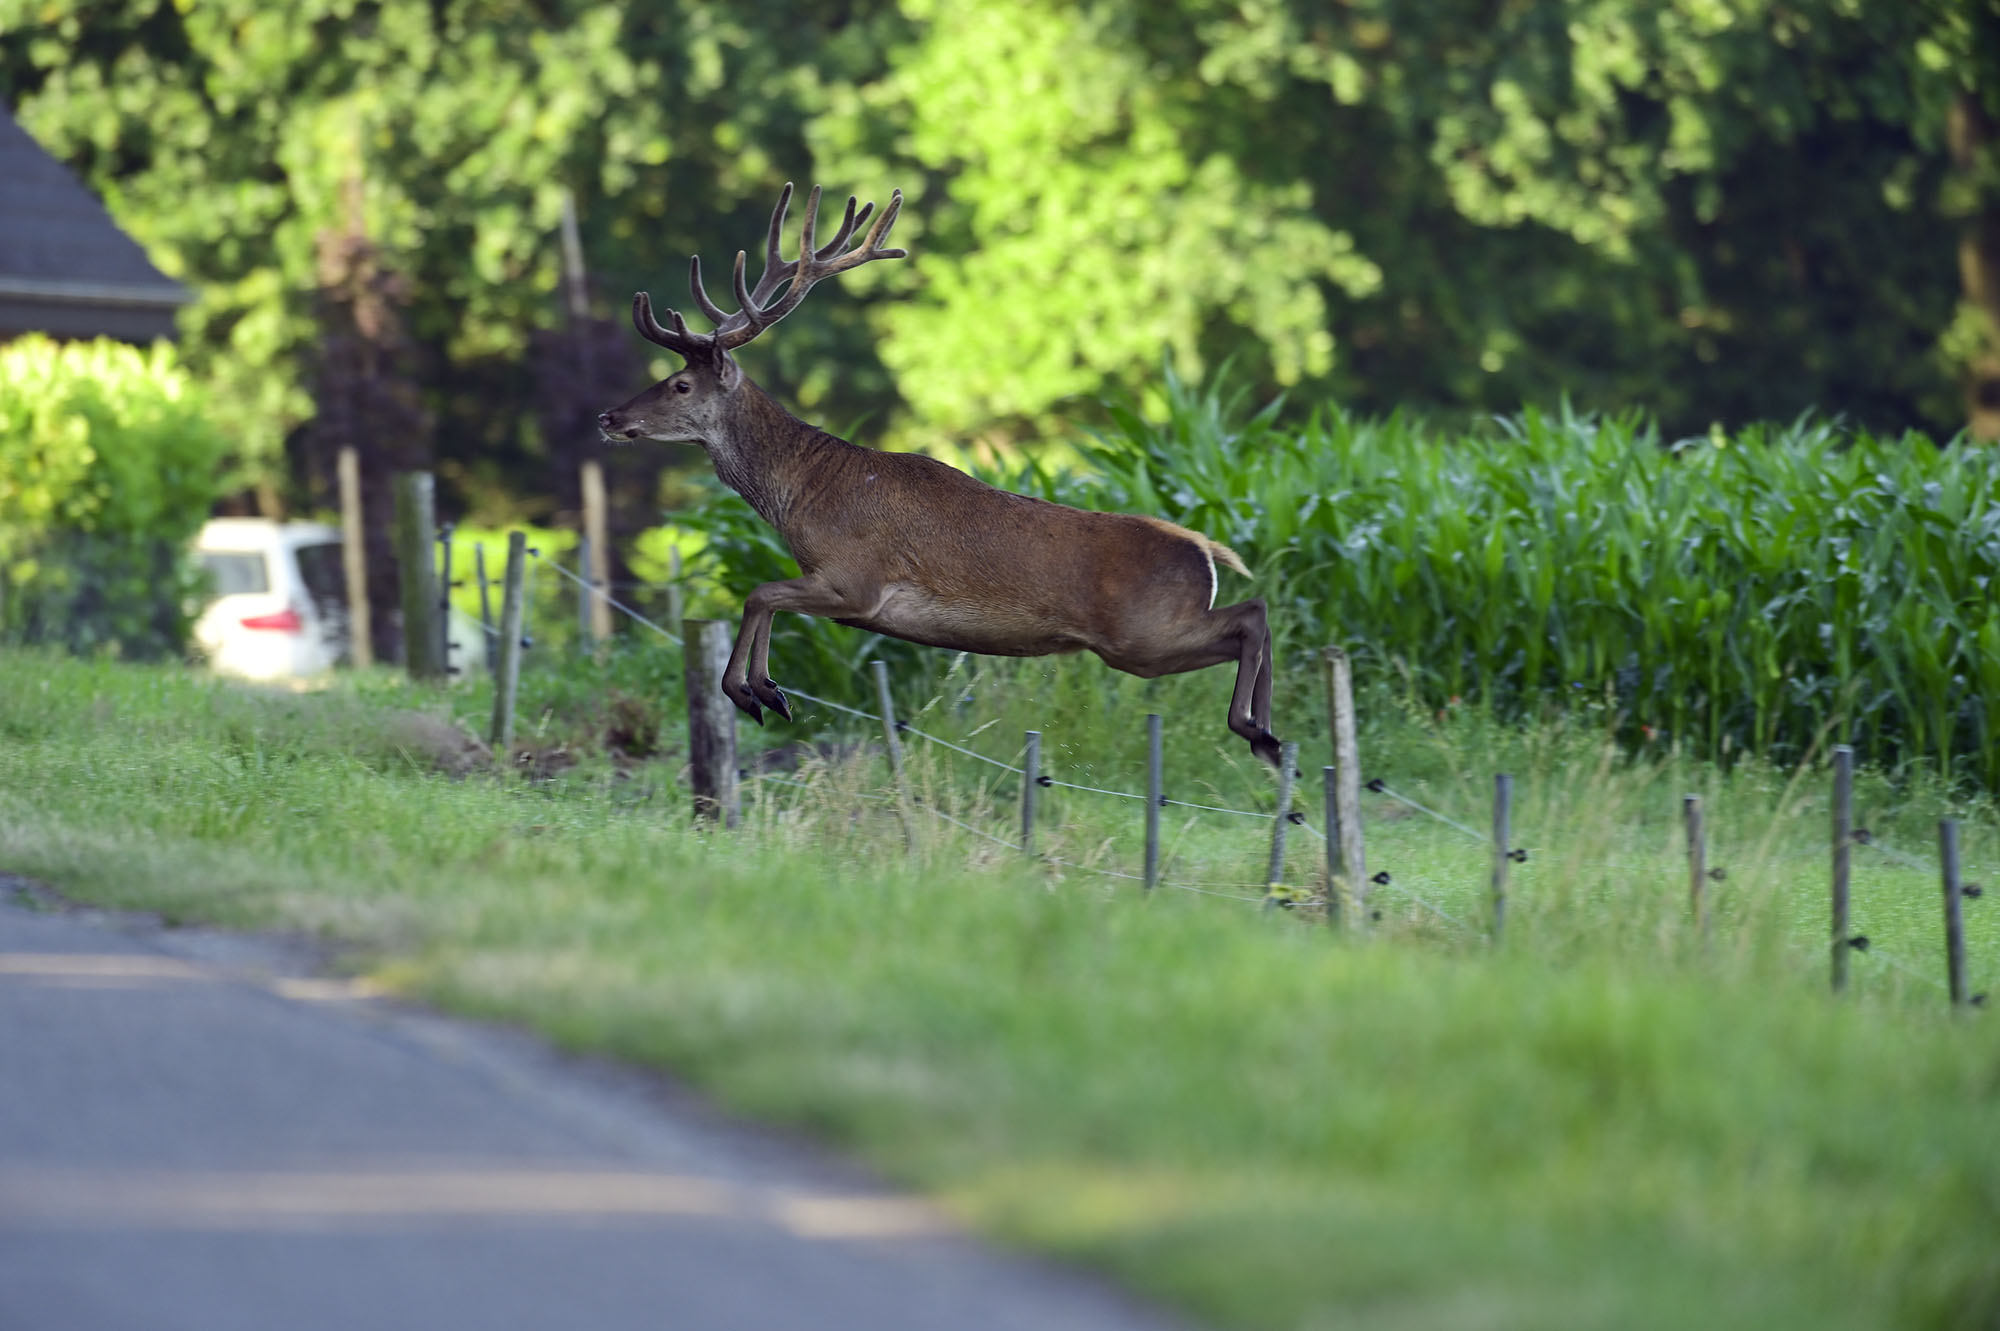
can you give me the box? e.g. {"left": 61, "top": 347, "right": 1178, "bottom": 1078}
{"left": 2, "top": 0, "right": 1994, "bottom": 511}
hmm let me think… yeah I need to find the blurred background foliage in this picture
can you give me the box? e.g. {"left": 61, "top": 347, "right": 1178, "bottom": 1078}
{"left": 3, "top": 0, "right": 1998, "bottom": 526}
{"left": 0, "top": 335, "right": 227, "bottom": 657}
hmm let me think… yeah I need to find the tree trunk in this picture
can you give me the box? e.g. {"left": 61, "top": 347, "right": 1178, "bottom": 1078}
{"left": 1949, "top": 92, "right": 2000, "bottom": 442}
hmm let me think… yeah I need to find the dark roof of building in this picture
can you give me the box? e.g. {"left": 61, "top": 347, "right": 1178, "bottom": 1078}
{"left": 0, "top": 104, "right": 188, "bottom": 338}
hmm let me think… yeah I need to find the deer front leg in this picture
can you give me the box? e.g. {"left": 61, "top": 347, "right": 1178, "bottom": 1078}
{"left": 722, "top": 574, "right": 868, "bottom": 724}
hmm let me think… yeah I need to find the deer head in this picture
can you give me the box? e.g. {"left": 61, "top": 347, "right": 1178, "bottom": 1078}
{"left": 597, "top": 183, "right": 905, "bottom": 446}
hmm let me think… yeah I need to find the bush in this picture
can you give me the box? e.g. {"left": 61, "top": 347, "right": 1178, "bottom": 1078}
{"left": 0, "top": 335, "right": 228, "bottom": 659}
{"left": 677, "top": 365, "right": 2000, "bottom": 785}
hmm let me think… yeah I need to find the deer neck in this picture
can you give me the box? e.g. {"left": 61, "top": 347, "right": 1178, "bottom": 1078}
{"left": 703, "top": 378, "right": 853, "bottom": 531}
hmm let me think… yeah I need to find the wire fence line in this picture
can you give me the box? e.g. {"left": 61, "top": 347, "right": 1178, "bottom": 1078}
{"left": 1366, "top": 779, "right": 1493, "bottom": 845}
{"left": 530, "top": 547, "right": 684, "bottom": 646}
{"left": 515, "top": 536, "right": 1988, "bottom": 1003}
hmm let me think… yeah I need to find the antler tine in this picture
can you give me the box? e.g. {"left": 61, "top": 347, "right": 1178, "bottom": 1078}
{"left": 859, "top": 188, "right": 906, "bottom": 261}
{"left": 687, "top": 255, "right": 731, "bottom": 329}
{"left": 741, "top": 182, "right": 799, "bottom": 313}
{"left": 632, "top": 291, "right": 701, "bottom": 351}
{"left": 729, "top": 249, "right": 758, "bottom": 333}
{"left": 761, "top": 182, "right": 794, "bottom": 283}
{"left": 713, "top": 184, "right": 909, "bottom": 350}
{"left": 813, "top": 196, "right": 866, "bottom": 262}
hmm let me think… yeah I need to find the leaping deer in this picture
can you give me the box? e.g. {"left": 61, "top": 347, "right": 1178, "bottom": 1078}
{"left": 597, "top": 184, "right": 1284, "bottom": 767}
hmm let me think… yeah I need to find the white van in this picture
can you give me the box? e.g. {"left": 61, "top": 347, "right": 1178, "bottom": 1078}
{"left": 191, "top": 518, "right": 490, "bottom": 681}
{"left": 191, "top": 519, "right": 348, "bottom": 680}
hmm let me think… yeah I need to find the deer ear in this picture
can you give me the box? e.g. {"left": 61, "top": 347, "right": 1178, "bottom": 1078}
{"left": 714, "top": 350, "right": 743, "bottom": 392}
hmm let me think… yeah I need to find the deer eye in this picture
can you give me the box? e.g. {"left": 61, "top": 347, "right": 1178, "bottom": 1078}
{"left": 673, "top": 380, "right": 692, "bottom": 395}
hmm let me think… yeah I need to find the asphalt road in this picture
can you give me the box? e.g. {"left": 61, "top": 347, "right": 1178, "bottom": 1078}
{"left": 0, "top": 881, "right": 1183, "bottom": 1331}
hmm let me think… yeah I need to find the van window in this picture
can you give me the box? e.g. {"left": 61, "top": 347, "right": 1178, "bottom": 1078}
{"left": 294, "top": 542, "right": 346, "bottom": 618}
{"left": 198, "top": 551, "right": 269, "bottom": 597}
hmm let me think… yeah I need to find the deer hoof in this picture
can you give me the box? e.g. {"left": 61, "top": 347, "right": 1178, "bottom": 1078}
{"left": 721, "top": 680, "right": 765, "bottom": 726}
{"left": 751, "top": 678, "right": 793, "bottom": 723}
{"left": 1250, "top": 729, "right": 1283, "bottom": 769}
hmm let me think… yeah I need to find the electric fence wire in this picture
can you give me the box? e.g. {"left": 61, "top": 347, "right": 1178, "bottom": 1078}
{"left": 1365, "top": 780, "right": 1493, "bottom": 845}
{"left": 1859, "top": 943, "right": 1950, "bottom": 993}
{"left": 1038, "top": 775, "right": 1151, "bottom": 802}
{"left": 1372, "top": 877, "right": 1476, "bottom": 934}
{"left": 530, "top": 548, "right": 683, "bottom": 645}
{"left": 1161, "top": 795, "right": 1272, "bottom": 819}
{"left": 895, "top": 723, "right": 1026, "bottom": 774}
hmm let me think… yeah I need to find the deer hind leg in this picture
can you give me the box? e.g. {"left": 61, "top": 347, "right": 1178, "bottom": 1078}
{"left": 723, "top": 574, "right": 867, "bottom": 724}
{"left": 1225, "top": 598, "right": 1282, "bottom": 767}
{"left": 1099, "top": 597, "right": 1283, "bottom": 768}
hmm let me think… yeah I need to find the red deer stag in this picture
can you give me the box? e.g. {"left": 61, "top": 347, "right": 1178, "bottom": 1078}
{"left": 597, "top": 184, "right": 1284, "bottom": 766}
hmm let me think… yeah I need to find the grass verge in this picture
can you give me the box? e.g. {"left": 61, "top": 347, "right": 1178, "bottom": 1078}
{"left": 2, "top": 649, "right": 1996, "bottom": 1330}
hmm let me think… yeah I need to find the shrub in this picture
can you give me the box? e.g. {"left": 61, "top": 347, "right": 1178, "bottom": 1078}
{"left": 0, "top": 335, "right": 228, "bottom": 659}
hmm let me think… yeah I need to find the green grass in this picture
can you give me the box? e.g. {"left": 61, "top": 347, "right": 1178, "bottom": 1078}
{"left": 3, "top": 648, "right": 1998, "bottom": 1330}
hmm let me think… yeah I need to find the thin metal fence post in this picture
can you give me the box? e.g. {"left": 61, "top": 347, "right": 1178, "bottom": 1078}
{"left": 683, "top": 618, "right": 739, "bottom": 827}
{"left": 474, "top": 542, "right": 495, "bottom": 677}
{"left": 1144, "top": 713, "right": 1163, "bottom": 891}
{"left": 488, "top": 532, "right": 526, "bottom": 750}
{"left": 1941, "top": 819, "right": 1968, "bottom": 1009}
{"left": 1491, "top": 773, "right": 1513, "bottom": 940}
{"left": 1265, "top": 741, "right": 1300, "bottom": 895}
{"left": 1832, "top": 744, "right": 1854, "bottom": 993}
{"left": 871, "top": 660, "right": 906, "bottom": 785}
{"left": 1020, "top": 730, "right": 1041, "bottom": 857}
{"left": 437, "top": 521, "right": 456, "bottom": 677}
{"left": 1323, "top": 766, "right": 1342, "bottom": 928}
{"left": 1684, "top": 794, "right": 1707, "bottom": 937}
{"left": 871, "top": 660, "right": 913, "bottom": 848}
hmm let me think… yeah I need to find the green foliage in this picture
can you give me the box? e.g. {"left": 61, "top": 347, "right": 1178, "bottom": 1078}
{"left": 4, "top": 0, "right": 1993, "bottom": 503}
{"left": 0, "top": 336, "right": 227, "bottom": 657}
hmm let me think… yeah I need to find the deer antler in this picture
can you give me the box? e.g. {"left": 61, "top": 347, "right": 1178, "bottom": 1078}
{"left": 631, "top": 183, "right": 905, "bottom": 358}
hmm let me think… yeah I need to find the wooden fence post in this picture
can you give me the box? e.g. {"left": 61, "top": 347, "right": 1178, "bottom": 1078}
{"left": 488, "top": 532, "right": 526, "bottom": 750}
{"left": 1941, "top": 819, "right": 1968, "bottom": 1008}
{"left": 1264, "top": 741, "right": 1300, "bottom": 897}
{"left": 1491, "top": 773, "right": 1514, "bottom": 940}
{"left": 1684, "top": 794, "right": 1707, "bottom": 937}
{"left": 1020, "top": 730, "right": 1041, "bottom": 857}
{"left": 575, "top": 536, "right": 594, "bottom": 647}
{"left": 336, "top": 444, "right": 373, "bottom": 668}
{"left": 1144, "top": 713, "right": 1163, "bottom": 891}
{"left": 392, "top": 471, "right": 444, "bottom": 680}
{"left": 666, "top": 545, "right": 685, "bottom": 634}
{"left": 581, "top": 460, "right": 612, "bottom": 644}
{"left": 683, "top": 618, "right": 739, "bottom": 827}
{"left": 1832, "top": 744, "right": 1854, "bottom": 993}
{"left": 1324, "top": 647, "right": 1367, "bottom": 913}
